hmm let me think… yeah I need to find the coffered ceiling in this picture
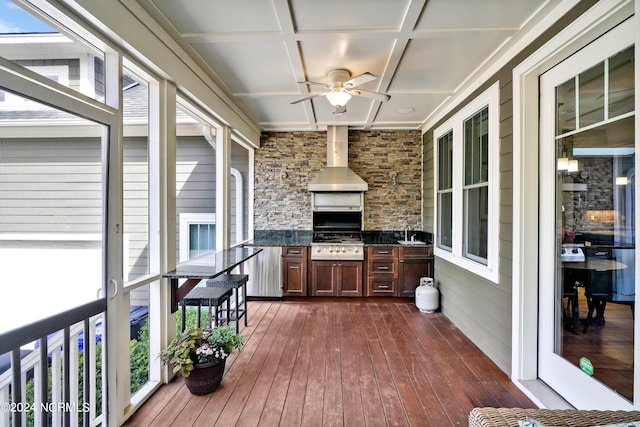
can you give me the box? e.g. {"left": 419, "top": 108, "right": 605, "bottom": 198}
{"left": 135, "top": 0, "right": 557, "bottom": 131}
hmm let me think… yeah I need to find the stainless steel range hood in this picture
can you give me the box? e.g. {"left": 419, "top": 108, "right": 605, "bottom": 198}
{"left": 308, "top": 125, "right": 368, "bottom": 192}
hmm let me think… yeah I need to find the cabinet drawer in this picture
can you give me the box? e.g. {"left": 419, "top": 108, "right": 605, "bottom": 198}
{"left": 368, "top": 246, "right": 398, "bottom": 258}
{"left": 282, "top": 246, "right": 307, "bottom": 258}
{"left": 399, "top": 246, "right": 432, "bottom": 258}
{"left": 367, "top": 278, "right": 397, "bottom": 296}
{"left": 368, "top": 259, "right": 398, "bottom": 276}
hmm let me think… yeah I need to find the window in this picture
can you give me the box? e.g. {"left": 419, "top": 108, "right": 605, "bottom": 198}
{"left": 179, "top": 213, "right": 216, "bottom": 261}
{"left": 434, "top": 82, "right": 499, "bottom": 282}
{"left": 463, "top": 107, "right": 489, "bottom": 263}
{"left": 437, "top": 131, "right": 453, "bottom": 251}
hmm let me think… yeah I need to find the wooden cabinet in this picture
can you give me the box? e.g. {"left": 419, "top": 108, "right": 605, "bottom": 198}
{"left": 282, "top": 246, "right": 308, "bottom": 296}
{"left": 365, "top": 246, "right": 399, "bottom": 296}
{"left": 398, "top": 246, "right": 433, "bottom": 298}
{"left": 311, "top": 261, "right": 363, "bottom": 297}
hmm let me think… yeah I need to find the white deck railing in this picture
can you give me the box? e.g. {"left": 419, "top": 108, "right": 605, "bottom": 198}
{"left": 0, "top": 314, "right": 104, "bottom": 427}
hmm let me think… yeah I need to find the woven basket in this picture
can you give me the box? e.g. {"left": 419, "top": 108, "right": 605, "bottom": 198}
{"left": 468, "top": 407, "right": 640, "bottom": 427}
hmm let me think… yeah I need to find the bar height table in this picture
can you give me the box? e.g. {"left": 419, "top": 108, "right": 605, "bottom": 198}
{"left": 163, "top": 247, "right": 263, "bottom": 313}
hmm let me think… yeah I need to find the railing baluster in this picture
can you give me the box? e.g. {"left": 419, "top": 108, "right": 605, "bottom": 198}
{"left": 10, "top": 349, "right": 21, "bottom": 427}
{"left": 88, "top": 317, "right": 97, "bottom": 423}
{"left": 63, "top": 327, "right": 70, "bottom": 427}
{"left": 69, "top": 334, "right": 78, "bottom": 427}
{"left": 82, "top": 320, "right": 90, "bottom": 427}
{"left": 51, "top": 346, "right": 61, "bottom": 427}
{"left": 39, "top": 335, "right": 48, "bottom": 427}
{"left": 34, "top": 335, "right": 47, "bottom": 427}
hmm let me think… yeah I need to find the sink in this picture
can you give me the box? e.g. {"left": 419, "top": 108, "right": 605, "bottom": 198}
{"left": 397, "top": 240, "right": 426, "bottom": 246}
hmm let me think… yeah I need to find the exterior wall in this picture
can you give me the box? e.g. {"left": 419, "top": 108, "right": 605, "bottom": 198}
{"left": 173, "top": 137, "right": 249, "bottom": 261}
{"left": 255, "top": 130, "right": 423, "bottom": 231}
{"left": 423, "top": 0, "right": 597, "bottom": 374}
{"left": 0, "top": 137, "right": 103, "bottom": 234}
{"left": 0, "top": 134, "right": 249, "bottom": 275}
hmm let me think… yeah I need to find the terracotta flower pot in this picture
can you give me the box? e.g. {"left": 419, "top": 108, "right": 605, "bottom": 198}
{"left": 184, "top": 359, "right": 226, "bottom": 395}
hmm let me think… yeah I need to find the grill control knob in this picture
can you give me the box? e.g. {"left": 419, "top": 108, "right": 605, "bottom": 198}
{"left": 329, "top": 247, "right": 334, "bottom": 253}
{"left": 316, "top": 247, "right": 321, "bottom": 253}
{"left": 341, "top": 247, "right": 346, "bottom": 253}
{"left": 354, "top": 247, "right": 359, "bottom": 253}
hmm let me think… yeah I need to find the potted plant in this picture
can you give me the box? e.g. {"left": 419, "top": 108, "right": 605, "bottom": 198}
{"left": 159, "top": 324, "right": 244, "bottom": 395}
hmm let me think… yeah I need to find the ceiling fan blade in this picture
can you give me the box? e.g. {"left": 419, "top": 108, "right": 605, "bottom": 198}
{"left": 350, "top": 89, "right": 390, "bottom": 102}
{"left": 344, "top": 72, "right": 377, "bottom": 88}
{"left": 297, "top": 80, "right": 328, "bottom": 87}
{"left": 291, "top": 94, "right": 320, "bottom": 104}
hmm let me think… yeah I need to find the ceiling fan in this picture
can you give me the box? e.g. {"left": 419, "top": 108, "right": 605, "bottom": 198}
{"left": 291, "top": 68, "right": 391, "bottom": 114}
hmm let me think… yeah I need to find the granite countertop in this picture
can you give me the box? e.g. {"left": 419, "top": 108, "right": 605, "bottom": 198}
{"left": 245, "top": 230, "right": 313, "bottom": 247}
{"left": 362, "top": 230, "right": 432, "bottom": 246}
{"left": 245, "top": 230, "right": 433, "bottom": 247}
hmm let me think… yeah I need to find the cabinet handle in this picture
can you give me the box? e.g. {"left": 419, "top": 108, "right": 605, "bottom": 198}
{"left": 378, "top": 285, "right": 389, "bottom": 289}
{"left": 378, "top": 266, "right": 389, "bottom": 270}
{"left": 289, "top": 250, "right": 300, "bottom": 254}
{"left": 289, "top": 266, "right": 300, "bottom": 269}
{"left": 378, "top": 251, "right": 390, "bottom": 254}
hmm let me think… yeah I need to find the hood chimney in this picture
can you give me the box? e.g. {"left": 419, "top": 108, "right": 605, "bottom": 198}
{"left": 307, "top": 125, "right": 368, "bottom": 192}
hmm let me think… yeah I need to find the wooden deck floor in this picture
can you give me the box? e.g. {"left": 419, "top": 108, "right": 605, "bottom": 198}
{"left": 124, "top": 300, "right": 535, "bottom": 426}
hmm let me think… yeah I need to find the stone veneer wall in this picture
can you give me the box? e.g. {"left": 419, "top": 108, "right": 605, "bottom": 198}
{"left": 255, "top": 130, "right": 423, "bottom": 230}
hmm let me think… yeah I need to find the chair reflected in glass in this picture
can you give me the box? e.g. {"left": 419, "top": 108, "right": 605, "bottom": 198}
{"left": 562, "top": 267, "right": 585, "bottom": 334}
{"left": 583, "top": 247, "right": 634, "bottom": 333}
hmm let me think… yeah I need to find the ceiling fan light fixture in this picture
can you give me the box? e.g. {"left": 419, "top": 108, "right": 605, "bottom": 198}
{"left": 326, "top": 89, "right": 352, "bottom": 107}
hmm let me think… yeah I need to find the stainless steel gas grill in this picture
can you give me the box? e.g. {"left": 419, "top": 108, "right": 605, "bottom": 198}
{"left": 311, "top": 231, "right": 364, "bottom": 261}
{"left": 310, "top": 192, "right": 365, "bottom": 261}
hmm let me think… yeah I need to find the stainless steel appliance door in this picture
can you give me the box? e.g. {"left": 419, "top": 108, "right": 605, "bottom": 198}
{"left": 246, "top": 246, "right": 283, "bottom": 297}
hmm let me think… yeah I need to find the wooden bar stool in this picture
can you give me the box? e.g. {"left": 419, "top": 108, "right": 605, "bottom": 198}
{"left": 206, "top": 274, "right": 249, "bottom": 333}
{"left": 180, "top": 286, "right": 233, "bottom": 332}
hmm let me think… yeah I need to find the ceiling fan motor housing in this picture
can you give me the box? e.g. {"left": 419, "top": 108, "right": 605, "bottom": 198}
{"left": 328, "top": 69, "right": 352, "bottom": 87}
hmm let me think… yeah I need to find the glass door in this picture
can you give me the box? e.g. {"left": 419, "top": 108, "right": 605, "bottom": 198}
{"left": 539, "top": 21, "right": 636, "bottom": 408}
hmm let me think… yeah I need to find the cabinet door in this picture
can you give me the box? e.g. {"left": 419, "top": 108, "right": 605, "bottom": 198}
{"left": 282, "top": 259, "right": 307, "bottom": 296}
{"left": 399, "top": 258, "right": 430, "bottom": 297}
{"left": 338, "top": 262, "right": 362, "bottom": 297}
{"left": 311, "top": 261, "right": 336, "bottom": 296}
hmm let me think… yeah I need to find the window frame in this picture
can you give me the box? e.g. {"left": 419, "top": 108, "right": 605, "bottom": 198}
{"left": 433, "top": 82, "right": 500, "bottom": 283}
{"left": 437, "top": 130, "right": 454, "bottom": 252}
{"left": 179, "top": 213, "right": 216, "bottom": 262}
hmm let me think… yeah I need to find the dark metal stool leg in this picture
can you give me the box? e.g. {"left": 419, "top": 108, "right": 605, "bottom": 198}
{"left": 213, "top": 301, "right": 219, "bottom": 327}
{"left": 234, "top": 288, "right": 239, "bottom": 333}
{"left": 181, "top": 300, "right": 187, "bottom": 332}
{"left": 196, "top": 302, "right": 202, "bottom": 328}
{"left": 242, "top": 283, "right": 247, "bottom": 327}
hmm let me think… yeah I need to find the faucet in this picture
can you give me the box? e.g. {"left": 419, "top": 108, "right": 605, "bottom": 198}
{"left": 411, "top": 234, "right": 417, "bottom": 242}
{"left": 404, "top": 225, "right": 411, "bottom": 242}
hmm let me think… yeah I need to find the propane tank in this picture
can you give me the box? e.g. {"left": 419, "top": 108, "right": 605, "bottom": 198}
{"left": 415, "top": 277, "right": 438, "bottom": 313}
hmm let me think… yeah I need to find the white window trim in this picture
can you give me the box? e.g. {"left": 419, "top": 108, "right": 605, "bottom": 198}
{"left": 1, "top": 65, "right": 69, "bottom": 108}
{"left": 179, "top": 213, "right": 216, "bottom": 262}
{"left": 433, "top": 82, "right": 500, "bottom": 283}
